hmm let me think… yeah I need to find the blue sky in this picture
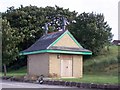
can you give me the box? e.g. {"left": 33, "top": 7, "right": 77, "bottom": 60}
{"left": 0, "top": 0, "right": 119, "bottom": 40}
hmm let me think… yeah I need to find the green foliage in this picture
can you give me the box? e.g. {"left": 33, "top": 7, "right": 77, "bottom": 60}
{"left": 1, "top": 5, "right": 78, "bottom": 69}
{"left": 69, "top": 12, "right": 113, "bottom": 55}
{"left": 84, "top": 46, "right": 118, "bottom": 76}
{"left": 2, "top": 5, "right": 113, "bottom": 66}
{"left": 2, "top": 5, "right": 77, "bottom": 50}
{"left": 2, "top": 18, "right": 23, "bottom": 65}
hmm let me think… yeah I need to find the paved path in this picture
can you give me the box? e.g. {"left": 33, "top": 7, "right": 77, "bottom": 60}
{"left": 1, "top": 79, "right": 71, "bottom": 88}
{"left": 0, "top": 79, "right": 101, "bottom": 90}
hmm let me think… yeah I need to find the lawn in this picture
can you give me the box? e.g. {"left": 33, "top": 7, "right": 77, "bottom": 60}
{"left": 60, "top": 74, "right": 118, "bottom": 85}
{"left": 83, "top": 45, "right": 118, "bottom": 76}
{"left": 2, "top": 66, "right": 27, "bottom": 76}
{"left": 3, "top": 67, "right": 118, "bottom": 85}
{"left": 0, "top": 72, "right": 2, "bottom": 77}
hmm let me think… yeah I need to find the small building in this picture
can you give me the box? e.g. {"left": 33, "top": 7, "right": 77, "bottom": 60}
{"left": 20, "top": 30, "right": 92, "bottom": 78}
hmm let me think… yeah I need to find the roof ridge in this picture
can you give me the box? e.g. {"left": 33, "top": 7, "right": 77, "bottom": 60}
{"left": 46, "top": 30, "right": 66, "bottom": 35}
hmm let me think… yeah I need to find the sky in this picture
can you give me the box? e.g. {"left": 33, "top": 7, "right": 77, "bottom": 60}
{"left": 0, "top": 0, "right": 119, "bottom": 40}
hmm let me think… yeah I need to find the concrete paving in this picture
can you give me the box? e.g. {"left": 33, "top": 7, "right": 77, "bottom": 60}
{"left": 1, "top": 79, "right": 71, "bottom": 88}
{"left": 0, "top": 79, "right": 102, "bottom": 90}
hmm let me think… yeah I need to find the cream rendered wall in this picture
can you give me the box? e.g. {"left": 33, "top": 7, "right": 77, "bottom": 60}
{"left": 53, "top": 34, "right": 79, "bottom": 48}
{"left": 27, "top": 53, "right": 49, "bottom": 76}
{"left": 27, "top": 53, "right": 83, "bottom": 78}
{"left": 49, "top": 54, "right": 60, "bottom": 77}
{"left": 73, "top": 55, "right": 83, "bottom": 78}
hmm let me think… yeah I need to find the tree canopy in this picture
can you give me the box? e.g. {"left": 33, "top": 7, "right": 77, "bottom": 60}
{"left": 69, "top": 12, "right": 113, "bottom": 55}
{"left": 2, "top": 5, "right": 77, "bottom": 50}
{"left": 2, "top": 5, "right": 113, "bottom": 67}
{"left": 2, "top": 18, "right": 22, "bottom": 65}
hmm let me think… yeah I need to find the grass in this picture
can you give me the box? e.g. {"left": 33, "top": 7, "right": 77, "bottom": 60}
{"left": 3, "top": 73, "right": 26, "bottom": 76}
{"left": 2, "top": 66, "right": 27, "bottom": 76}
{"left": 0, "top": 72, "right": 2, "bottom": 77}
{"left": 61, "top": 74, "right": 118, "bottom": 85}
{"left": 83, "top": 45, "right": 118, "bottom": 76}
{"left": 8, "top": 66, "right": 27, "bottom": 73}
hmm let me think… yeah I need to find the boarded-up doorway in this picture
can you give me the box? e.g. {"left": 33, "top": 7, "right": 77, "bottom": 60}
{"left": 60, "top": 55, "right": 73, "bottom": 77}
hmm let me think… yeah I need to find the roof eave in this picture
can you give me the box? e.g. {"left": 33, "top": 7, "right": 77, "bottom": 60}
{"left": 19, "top": 49, "right": 92, "bottom": 56}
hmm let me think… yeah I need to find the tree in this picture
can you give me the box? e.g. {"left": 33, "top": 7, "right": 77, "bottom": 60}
{"left": 2, "top": 5, "right": 77, "bottom": 51}
{"left": 2, "top": 18, "right": 22, "bottom": 76}
{"left": 2, "top": 6, "right": 113, "bottom": 69}
{"left": 69, "top": 12, "right": 113, "bottom": 55}
{"left": 2, "top": 5, "right": 77, "bottom": 70}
